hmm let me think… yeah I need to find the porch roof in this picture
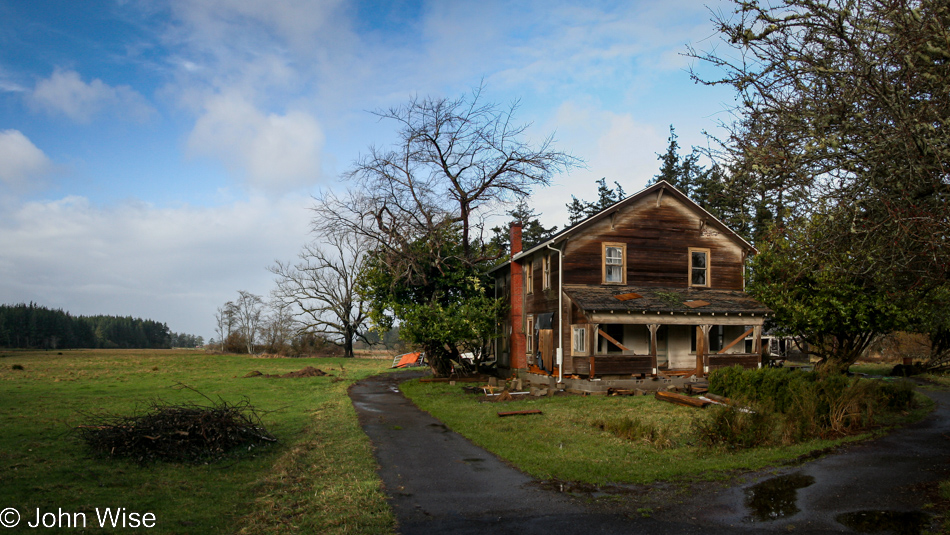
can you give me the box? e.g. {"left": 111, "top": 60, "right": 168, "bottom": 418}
{"left": 563, "top": 285, "right": 772, "bottom": 316}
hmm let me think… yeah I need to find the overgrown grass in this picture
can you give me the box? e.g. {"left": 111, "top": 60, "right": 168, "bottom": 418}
{"left": 400, "top": 380, "right": 870, "bottom": 485}
{"left": 0, "top": 349, "right": 395, "bottom": 534}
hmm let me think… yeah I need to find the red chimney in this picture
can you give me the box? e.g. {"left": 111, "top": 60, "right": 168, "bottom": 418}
{"left": 509, "top": 222, "right": 526, "bottom": 369}
{"left": 510, "top": 222, "right": 523, "bottom": 255}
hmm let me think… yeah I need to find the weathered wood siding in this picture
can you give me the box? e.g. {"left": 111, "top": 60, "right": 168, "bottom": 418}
{"left": 523, "top": 250, "right": 563, "bottom": 367}
{"left": 561, "top": 194, "right": 746, "bottom": 290}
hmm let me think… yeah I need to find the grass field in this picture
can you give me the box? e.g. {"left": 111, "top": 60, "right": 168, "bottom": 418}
{"left": 0, "top": 349, "right": 396, "bottom": 534}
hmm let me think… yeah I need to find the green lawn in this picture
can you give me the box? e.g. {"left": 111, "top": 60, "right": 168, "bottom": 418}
{"left": 400, "top": 378, "right": 933, "bottom": 486}
{"left": 1, "top": 350, "right": 937, "bottom": 533}
{"left": 0, "top": 349, "right": 396, "bottom": 534}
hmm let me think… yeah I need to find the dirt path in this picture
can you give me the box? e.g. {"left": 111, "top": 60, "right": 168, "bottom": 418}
{"left": 350, "top": 372, "right": 950, "bottom": 534}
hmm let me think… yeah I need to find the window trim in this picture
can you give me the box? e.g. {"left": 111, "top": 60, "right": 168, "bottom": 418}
{"left": 688, "top": 247, "right": 711, "bottom": 288}
{"left": 526, "top": 315, "right": 535, "bottom": 354}
{"left": 572, "top": 324, "right": 590, "bottom": 356}
{"left": 525, "top": 258, "right": 535, "bottom": 294}
{"left": 542, "top": 254, "right": 551, "bottom": 290}
{"left": 602, "top": 242, "right": 627, "bottom": 285}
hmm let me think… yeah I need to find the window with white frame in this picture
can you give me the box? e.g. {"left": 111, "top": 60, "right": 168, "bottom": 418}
{"left": 526, "top": 315, "right": 534, "bottom": 354}
{"left": 602, "top": 242, "right": 626, "bottom": 284}
{"left": 689, "top": 247, "right": 711, "bottom": 287}
{"left": 572, "top": 325, "right": 589, "bottom": 355}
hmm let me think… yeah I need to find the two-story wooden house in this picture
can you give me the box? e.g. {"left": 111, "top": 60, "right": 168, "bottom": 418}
{"left": 491, "top": 181, "right": 771, "bottom": 390}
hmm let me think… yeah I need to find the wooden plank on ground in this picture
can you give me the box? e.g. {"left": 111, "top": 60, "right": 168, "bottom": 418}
{"left": 419, "top": 376, "right": 484, "bottom": 383}
{"left": 654, "top": 390, "right": 712, "bottom": 408}
{"left": 497, "top": 409, "right": 543, "bottom": 417}
{"left": 704, "top": 393, "right": 734, "bottom": 405}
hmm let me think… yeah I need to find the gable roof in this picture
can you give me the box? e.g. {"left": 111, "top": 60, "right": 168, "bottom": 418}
{"left": 491, "top": 181, "right": 755, "bottom": 273}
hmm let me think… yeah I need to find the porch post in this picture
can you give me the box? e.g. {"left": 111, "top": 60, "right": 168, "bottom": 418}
{"left": 697, "top": 325, "right": 711, "bottom": 376}
{"left": 648, "top": 324, "right": 659, "bottom": 376}
{"left": 753, "top": 324, "right": 763, "bottom": 368}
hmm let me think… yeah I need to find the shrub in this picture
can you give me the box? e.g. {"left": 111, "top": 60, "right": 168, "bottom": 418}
{"left": 709, "top": 365, "right": 816, "bottom": 413}
{"left": 707, "top": 366, "right": 913, "bottom": 443}
{"left": 694, "top": 404, "right": 776, "bottom": 449}
{"left": 874, "top": 379, "right": 916, "bottom": 411}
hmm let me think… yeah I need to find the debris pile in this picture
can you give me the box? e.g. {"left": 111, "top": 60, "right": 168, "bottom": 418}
{"left": 278, "top": 366, "right": 327, "bottom": 378}
{"left": 77, "top": 397, "right": 277, "bottom": 464}
{"left": 243, "top": 366, "right": 330, "bottom": 378}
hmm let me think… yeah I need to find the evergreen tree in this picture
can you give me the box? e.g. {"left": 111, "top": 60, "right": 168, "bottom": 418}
{"left": 565, "top": 178, "right": 626, "bottom": 226}
{"left": 490, "top": 200, "right": 559, "bottom": 255}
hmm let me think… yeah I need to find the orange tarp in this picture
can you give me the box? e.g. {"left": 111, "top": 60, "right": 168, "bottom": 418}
{"left": 393, "top": 352, "right": 422, "bottom": 368}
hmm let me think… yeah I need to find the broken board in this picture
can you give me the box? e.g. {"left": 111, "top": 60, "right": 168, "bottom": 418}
{"left": 497, "top": 410, "right": 542, "bottom": 417}
{"left": 654, "top": 391, "right": 712, "bottom": 408}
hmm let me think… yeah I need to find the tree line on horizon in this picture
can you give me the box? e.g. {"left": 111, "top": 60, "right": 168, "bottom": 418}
{"left": 0, "top": 303, "right": 203, "bottom": 350}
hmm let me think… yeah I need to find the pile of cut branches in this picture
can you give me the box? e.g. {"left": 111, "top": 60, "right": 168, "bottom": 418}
{"left": 76, "top": 393, "right": 277, "bottom": 464}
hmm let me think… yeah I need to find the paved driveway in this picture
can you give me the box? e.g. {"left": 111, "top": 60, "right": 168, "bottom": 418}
{"left": 349, "top": 372, "right": 949, "bottom": 534}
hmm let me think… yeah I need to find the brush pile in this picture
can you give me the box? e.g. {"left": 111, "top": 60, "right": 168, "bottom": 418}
{"left": 76, "top": 397, "right": 277, "bottom": 464}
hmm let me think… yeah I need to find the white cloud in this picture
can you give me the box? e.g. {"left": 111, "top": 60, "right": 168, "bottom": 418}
{"left": 187, "top": 92, "right": 326, "bottom": 191}
{"left": 29, "top": 69, "right": 155, "bottom": 123}
{"left": 0, "top": 130, "right": 54, "bottom": 190}
{"left": 0, "top": 194, "right": 313, "bottom": 338}
{"left": 528, "top": 101, "right": 665, "bottom": 227}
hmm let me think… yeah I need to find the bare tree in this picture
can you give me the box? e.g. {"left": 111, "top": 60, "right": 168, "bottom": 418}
{"left": 214, "top": 301, "right": 238, "bottom": 352}
{"left": 311, "top": 85, "right": 580, "bottom": 374}
{"left": 260, "top": 297, "right": 297, "bottom": 355}
{"left": 234, "top": 291, "right": 264, "bottom": 355}
{"left": 270, "top": 228, "right": 371, "bottom": 358}
{"left": 313, "top": 84, "right": 582, "bottom": 289}
{"left": 689, "top": 0, "right": 950, "bottom": 291}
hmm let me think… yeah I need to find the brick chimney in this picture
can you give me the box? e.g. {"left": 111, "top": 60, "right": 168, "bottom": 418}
{"left": 509, "top": 222, "right": 526, "bottom": 369}
{"left": 509, "top": 222, "right": 523, "bottom": 255}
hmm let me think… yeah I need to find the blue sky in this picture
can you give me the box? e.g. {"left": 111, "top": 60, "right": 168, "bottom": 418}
{"left": 0, "top": 0, "right": 739, "bottom": 341}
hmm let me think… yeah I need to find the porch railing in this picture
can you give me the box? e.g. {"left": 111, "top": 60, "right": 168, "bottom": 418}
{"left": 571, "top": 355, "right": 654, "bottom": 377}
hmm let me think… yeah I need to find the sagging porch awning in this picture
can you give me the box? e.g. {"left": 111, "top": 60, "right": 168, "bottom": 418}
{"left": 563, "top": 285, "right": 772, "bottom": 325}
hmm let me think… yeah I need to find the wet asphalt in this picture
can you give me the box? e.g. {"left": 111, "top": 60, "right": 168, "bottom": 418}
{"left": 349, "top": 371, "right": 950, "bottom": 534}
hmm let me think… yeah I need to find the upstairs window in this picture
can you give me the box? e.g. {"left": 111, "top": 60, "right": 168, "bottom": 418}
{"left": 542, "top": 254, "right": 552, "bottom": 290}
{"left": 602, "top": 242, "right": 626, "bottom": 284}
{"left": 689, "top": 248, "right": 710, "bottom": 287}
{"left": 526, "top": 258, "right": 535, "bottom": 294}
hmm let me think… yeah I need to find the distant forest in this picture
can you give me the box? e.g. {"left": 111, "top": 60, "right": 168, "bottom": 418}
{"left": 0, "top": 303, "right": 203, "bottom": 350}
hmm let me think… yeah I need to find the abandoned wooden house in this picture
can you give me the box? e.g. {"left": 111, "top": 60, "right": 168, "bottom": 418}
{"left": 490, "top": 181, "right": 772, "bottom": 393}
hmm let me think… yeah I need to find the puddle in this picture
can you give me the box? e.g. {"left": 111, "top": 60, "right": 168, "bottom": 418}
{"left": 744, "top": 473, "right": 815, "bottom": 522}
{"left": 836, "top": 510, "right": 930, "bottom": 534}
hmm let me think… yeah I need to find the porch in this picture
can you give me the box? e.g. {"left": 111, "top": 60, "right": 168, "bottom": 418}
{"left": 560, "top": 286, "right": 772, "bottom": 380}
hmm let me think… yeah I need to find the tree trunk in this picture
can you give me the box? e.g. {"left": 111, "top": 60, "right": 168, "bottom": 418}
{"left": 343, "top": 329, "right": 354, "bottom": 359}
